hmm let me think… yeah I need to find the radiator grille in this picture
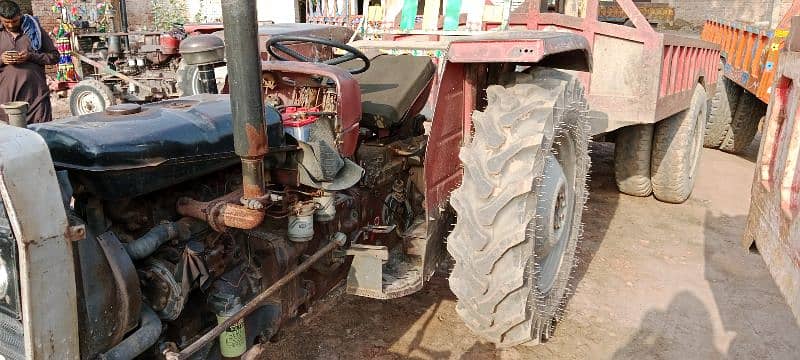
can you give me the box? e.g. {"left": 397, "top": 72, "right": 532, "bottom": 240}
{"left": 0, "top": 312, "right": 23, "bottom": 360}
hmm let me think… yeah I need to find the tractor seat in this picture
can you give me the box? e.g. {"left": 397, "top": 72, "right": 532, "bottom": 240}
{"left": 350, "top": 54, "right": 435, "bottom": 129}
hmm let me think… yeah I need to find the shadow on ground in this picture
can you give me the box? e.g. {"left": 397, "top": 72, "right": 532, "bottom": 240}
{"left": 613, "top": 211, "right": 800, "bottom": 359}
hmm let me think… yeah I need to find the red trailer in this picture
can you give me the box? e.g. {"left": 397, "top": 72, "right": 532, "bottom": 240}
{"left": 744, "top": 15, "right": 800, "bottom": 323}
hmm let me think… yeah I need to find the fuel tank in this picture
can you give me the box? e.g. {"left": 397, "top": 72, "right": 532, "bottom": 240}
{"left": 32, "top": 94, "right": 245, "bottom": 199}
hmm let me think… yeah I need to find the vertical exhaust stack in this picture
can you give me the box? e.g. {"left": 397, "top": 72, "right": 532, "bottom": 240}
{"left": 221, "top": 0, "right": 267, "bottom": 202}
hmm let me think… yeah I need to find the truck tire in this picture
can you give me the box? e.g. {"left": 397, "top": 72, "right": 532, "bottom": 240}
{"left": 447, "top": 69, "right": 590, "bottom": 347}
{"left": 718, "top": 91, "right": 767, "bottom": 153}
{"left": 705, "top": 73, "right": 742, "bottom": 148}
{"left": 651, "top": 83, "right": 707, "bottom": 203}
{"left": 614, "top": 124, "right": 654, "bottom": 197}
{"left": 69, "top": 79, "right": 116, "bottom": 116}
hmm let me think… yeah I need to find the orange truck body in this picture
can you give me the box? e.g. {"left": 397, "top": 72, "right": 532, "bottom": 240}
{"left": 744, "top": 16, "right": 800, "bottom": 323}
{"left": 701, "top": 1, "right": 800, "bottom": 104}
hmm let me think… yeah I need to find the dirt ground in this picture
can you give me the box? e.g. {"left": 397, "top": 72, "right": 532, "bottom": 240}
{"left": 52, "top": 95, "right": 71, "bottom": 119}
{"left": 248, "top": 140, "right": 800, "bottom": 360}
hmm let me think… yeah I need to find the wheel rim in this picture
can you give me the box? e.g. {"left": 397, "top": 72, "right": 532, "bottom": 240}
{"left": 75, "top": 90, "right": 104, "bottom": 115}
{"left": 535, "top": 130, "right": 578, "bottom": 294}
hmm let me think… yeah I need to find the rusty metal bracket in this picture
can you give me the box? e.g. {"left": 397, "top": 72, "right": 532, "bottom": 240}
{"left": 65, "top": 225, "right": 86, "bottom": 242}
{"left": 97, "top": 231, "right": 143, "bottom": 345}
{"left": 345, "top": 244, "right": 389, "bottom": 298}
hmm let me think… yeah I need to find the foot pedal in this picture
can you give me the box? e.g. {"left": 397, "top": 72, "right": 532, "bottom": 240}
{"left": 346, "top": 222, "right": 426, "bottom": 299}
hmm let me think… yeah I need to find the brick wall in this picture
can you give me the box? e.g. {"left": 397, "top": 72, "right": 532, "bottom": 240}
{"left": 31, "top": 0, "right": 154, "bottom": 34}
{"left": 654, "top": 0, "right": 795, "bottom": 26}
{"left": 31, "top": 0, "right": 59, "bottom": 33}
{"left": 124, "top": 0, "right": 153, "bottom": 31}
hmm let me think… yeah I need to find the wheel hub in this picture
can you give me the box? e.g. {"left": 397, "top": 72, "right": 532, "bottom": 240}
{"left": 76, "top": 91, "right": 102, "bottom": 114}
{"left": 533, "top": 133, "right": 578, "bottom": 294}
{"left": 554, "top": 189, "right": 567, "bottom": 231}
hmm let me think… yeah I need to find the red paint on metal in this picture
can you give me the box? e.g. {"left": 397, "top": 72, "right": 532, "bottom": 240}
{"left": 669, "top": 46, "right": 680, "bottom": 95}
{"left": 781, "top": 95, "right": 800, "bottom": 218}
{"left": 760, "top": 77, "right": 791, "bottom": 191}
{"left": 448, "top": 40, "right": 544, "bottom": 63}
{"left": 425, "top": 62, "right": 465, "bottom": 211}
{"left": 261, "top": 61, "right": 362, "bottom": 157}
{"left": 676, "top": 47, "right": 686, "bottom": 94}
{"left": 689, "top": 47, "right": 699, "bottom": 90}
{"left": 660, "top": 46, "right": 673, "bottom": 97}
{"left": 183, "top": 23, "right": 225, "bottom": 35}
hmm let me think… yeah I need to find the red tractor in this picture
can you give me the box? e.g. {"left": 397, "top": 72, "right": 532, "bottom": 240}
{"left": 0, "top": 0, "right": 717, "bottom": 358}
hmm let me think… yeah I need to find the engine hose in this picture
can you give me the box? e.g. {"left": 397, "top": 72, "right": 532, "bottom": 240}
{"left": 98, "top": 304, "right": 162, "bottom": 360}
{"left": 124, "top": 220, "right": 190, "bottom": 260}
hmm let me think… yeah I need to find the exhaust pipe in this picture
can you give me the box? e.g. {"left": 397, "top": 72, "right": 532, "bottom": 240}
{"left": 221, "top": 0, "right": 267, "bottom": 202}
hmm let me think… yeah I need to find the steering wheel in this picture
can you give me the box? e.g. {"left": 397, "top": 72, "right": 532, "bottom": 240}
{"left": 266, "top": 35, "right": 371, "bottom": 74}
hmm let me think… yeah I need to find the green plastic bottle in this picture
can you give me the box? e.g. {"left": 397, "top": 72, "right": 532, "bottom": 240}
{"left": 217, "top": 302, "right": 246, "bottom": 358}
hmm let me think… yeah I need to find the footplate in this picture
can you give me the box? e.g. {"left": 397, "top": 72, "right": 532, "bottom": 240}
{"left": 345, "top": 221, "right": 428, "bottom": 299}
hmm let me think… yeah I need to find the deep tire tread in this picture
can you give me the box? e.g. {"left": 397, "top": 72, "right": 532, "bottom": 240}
{"left": 448, "top": 69, "right": 590, "bottom": 347}
{"left": 705, "top": 72, "right": 742, "bottom": 148}
{"left": 614, "top": 124, "right": 654, "bottom": 197}
{"left": 718, "top": 91, "right": 766, "bottom": 153}
{"left": 651, "top": 84, "right": 708, "bottom": 203}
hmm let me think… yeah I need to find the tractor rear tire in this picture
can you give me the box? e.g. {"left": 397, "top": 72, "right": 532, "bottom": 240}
{"left": 651, "top": 84, "right": 707, "bottom": 204}
{"left": 718, "top": 91, "right": 766, "bottom": 153}
{"left": 705, "top": 73, "right": 742, "bottom": 148}
{"left": 69, "top": 79, "right": 116, "bottom": 116}
{"left": 614, "top": 124, "right": 654, "bottom": 197}
{"left": 447, "top": 69, "right": 590, "bottom": 347}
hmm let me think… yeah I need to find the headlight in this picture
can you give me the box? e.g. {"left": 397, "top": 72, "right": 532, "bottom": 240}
{"left": 0, "top": 201, "right": 20, "bottom": 317}
{"left": 0, "top": 259, "right": 8, "bottom": 301}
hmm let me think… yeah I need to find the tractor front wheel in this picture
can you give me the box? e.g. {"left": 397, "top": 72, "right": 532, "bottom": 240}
{"left": 447, "top": 69, "right": 590, "bottom": 347}
{"left": 69, "top": 79, "right": 116, "bottom": 116}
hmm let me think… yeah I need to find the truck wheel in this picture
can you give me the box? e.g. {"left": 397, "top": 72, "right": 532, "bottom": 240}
{"left": 651, "top": 84, "right": 707, "bottom": 203}
{"left": 69, "top": 79, "right": 116, "bottom": 116}
{"left": 447, "top": 69, "right": 590, "bottom": 347}
{"left": 614, "top": 124, "right": 653, "bottom": 197}
{"left": 175, "top": 59, "right": 201, "bottom": 96}
{"left": 705, "top": 73, "right": 742, "bottom": 148}
{"left": 718, "top": 92, "right": 767, "bottom": 153}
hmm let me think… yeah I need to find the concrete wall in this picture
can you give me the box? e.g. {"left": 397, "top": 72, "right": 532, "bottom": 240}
{"left": 654, "top": 0, "right": 795, "bottom": 26}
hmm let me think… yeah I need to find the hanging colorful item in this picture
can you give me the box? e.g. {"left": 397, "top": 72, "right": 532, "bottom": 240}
{"left": 51, "top": 0, "right": 113, "bottom": 31}
{"left": 50, "top": 0, "right": 113, "bottom": 83}
{"left": 55, "top": 31, "right": 78, "bottom": 81}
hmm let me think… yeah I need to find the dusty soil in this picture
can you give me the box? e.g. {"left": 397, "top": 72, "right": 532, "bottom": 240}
{"left": 251, "top": 141, "right": 800, "bottom": 360}
{"left": 52, "top": 95, "right": 71, "bottom": 120}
